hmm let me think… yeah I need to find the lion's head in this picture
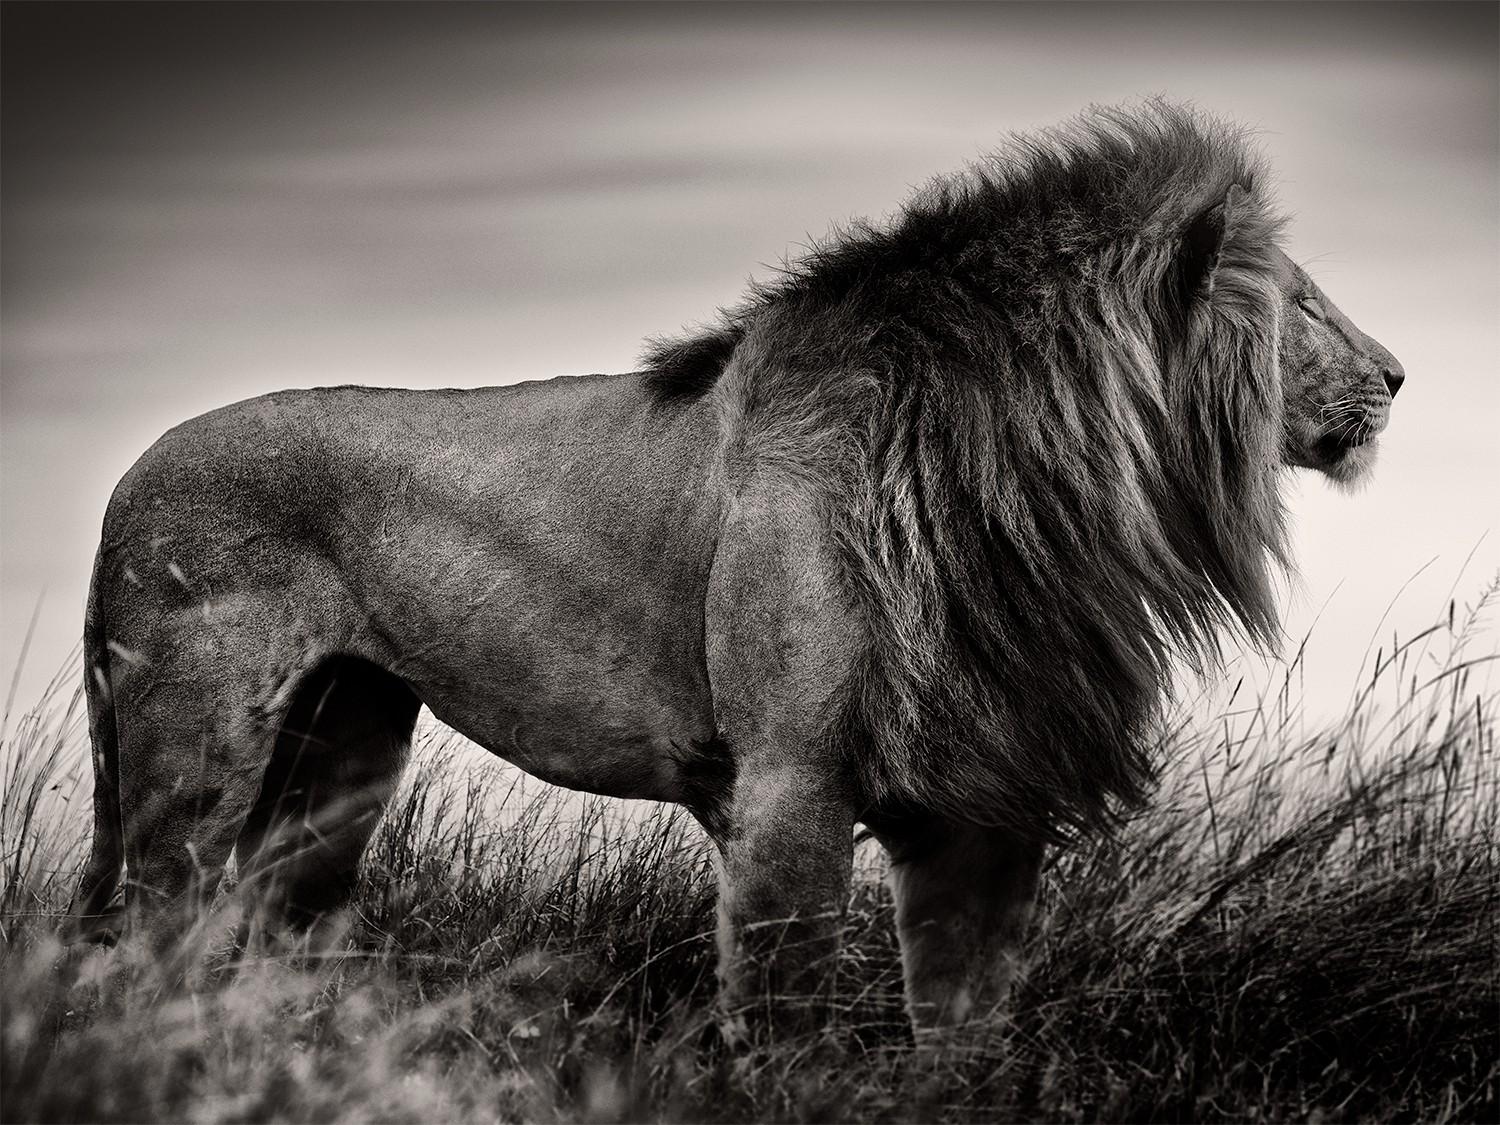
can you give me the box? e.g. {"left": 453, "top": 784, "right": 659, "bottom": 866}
{"left": 1273, "top": 252, "right": 1405, "bottom": 486}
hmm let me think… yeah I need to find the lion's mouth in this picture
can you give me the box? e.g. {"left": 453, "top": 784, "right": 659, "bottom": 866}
{"left": 1315, "top": 409, "right": 1386, "bottom": 462}
{"left": 1317, "top": 429, "right": 1372, "bottom": 459}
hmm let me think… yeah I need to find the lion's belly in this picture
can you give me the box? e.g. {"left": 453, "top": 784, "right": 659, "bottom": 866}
{"left": 428, "top": 702, "right": 713, "bottom": 803}
{"left": 326, "top": 387, "right": 725, "bottom": 805}
{"left": 408, "top": 632, "right": 719, "bottom": 805}
{"left": 350, "top": 507, "right": 722, "bottom": 802}
{"left": 339, "top": 499, "right": 724, "bottom": 802}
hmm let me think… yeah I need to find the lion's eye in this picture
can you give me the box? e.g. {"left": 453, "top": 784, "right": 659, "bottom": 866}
{"left": 1298, "top": 296, "right": 1325, "bottom": 320}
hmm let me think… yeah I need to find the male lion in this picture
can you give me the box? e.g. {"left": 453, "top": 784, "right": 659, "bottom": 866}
{"left": 71, "top": 103, "right": 1403, "bottom": 1034}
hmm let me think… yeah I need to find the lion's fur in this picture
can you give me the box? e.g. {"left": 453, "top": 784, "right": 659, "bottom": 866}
{"left": 646, "top": 102, "right": 1292, "bottom": 840}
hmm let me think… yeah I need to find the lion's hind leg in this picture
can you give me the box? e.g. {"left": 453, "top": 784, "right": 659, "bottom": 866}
{"left": 112, "top": 649, "right": 286, "bottom": 951}
{"left": 872, "top": 816, "right": 1044, "bottom": 1035}
{"left": 235, "top": 655, "right": 420, "bottom": 944}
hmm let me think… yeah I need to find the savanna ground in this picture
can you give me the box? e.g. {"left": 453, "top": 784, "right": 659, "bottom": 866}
{"left": 2, "top": 579, "right": 1497, "bottom": 1124}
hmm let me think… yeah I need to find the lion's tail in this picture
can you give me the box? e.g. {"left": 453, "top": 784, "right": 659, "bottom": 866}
{"left": 69, "top": 546, "right": 124, "bottom": 941}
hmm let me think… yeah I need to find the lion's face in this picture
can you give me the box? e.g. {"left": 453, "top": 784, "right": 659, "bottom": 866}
{"left": 1274, "top": 250, "right": 1405, "bottom": 487}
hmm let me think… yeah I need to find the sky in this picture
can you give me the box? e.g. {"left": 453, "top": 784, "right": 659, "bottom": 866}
{"left": 3, "top": 1, "right": 1497, "bottom": 733}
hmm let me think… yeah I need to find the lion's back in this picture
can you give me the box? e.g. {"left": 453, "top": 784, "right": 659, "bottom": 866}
{"left": 92, "top": 375, "right": 727, "bottom": 704}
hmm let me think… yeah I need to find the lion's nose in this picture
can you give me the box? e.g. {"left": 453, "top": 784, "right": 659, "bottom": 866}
{"left": 1382, "top": 362, "right": 1405, "bottom": 399}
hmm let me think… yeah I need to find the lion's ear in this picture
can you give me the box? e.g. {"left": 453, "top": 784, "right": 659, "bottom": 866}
{"left": 1180, "top": 184, "right": 1247, "bottom": 302}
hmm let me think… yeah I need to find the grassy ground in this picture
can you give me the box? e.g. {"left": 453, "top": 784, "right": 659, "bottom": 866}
{"left": 2, "top": 583, "right": 1497, "bottom": 1123}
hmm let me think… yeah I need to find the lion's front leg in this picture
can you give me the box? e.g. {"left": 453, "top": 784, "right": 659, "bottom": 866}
{"left": 703, "top": 478, "right": 864, "bottom": 1041}
{"left": 713, "top": 762, "right": 855, "bottom": 1040}
{"left": 876, "top": 818, "right": 1044, "bottom": 1033}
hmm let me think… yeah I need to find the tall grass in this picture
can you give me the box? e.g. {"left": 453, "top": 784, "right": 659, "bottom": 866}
{"left": 2, "top": 581, "right": 1496, "bottom": 1123}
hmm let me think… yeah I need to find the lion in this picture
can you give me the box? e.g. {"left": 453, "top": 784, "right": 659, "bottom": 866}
{"left": 70, "top": 102, "right": 1403, "bottom": 1035}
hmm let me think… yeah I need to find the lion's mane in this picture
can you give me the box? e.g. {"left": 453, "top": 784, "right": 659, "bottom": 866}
{"left": 645, "top": 102, "right": 1291, "bottom": 841}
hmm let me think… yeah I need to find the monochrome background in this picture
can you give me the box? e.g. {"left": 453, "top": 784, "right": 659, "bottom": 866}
{"left": 3, "top": 2, "right": 1496, "bottom": 730}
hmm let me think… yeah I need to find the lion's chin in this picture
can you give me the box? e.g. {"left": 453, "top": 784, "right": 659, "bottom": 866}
{"left": 1318, "top": 439, "right": 1379, "bottom": 492}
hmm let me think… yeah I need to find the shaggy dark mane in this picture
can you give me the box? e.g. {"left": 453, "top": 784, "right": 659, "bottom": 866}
{"left": 653, "top": 101, "right": 1293, "bottom": 841}
{"left": 641, "top": 322, "right": 745, "bottom": 401}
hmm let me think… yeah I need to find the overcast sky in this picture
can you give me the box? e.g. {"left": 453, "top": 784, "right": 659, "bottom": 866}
{"left": 3, "top": 1, "right": 1496, "bottom": 727}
